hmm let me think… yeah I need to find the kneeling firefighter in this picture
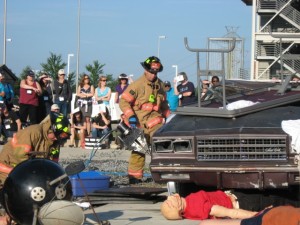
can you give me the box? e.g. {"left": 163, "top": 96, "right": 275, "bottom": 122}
{"left": 0, "top": 111, "right": 70, "bottom": 185}
{"left": 119, "top": 56, "right": 170, "bottom": 184}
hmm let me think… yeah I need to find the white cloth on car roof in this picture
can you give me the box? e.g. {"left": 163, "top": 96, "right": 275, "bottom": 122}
{"left": 282, "top": 119, "right": 300, "bottom": 154}
{"left": 221, "top": 100, "right": 260, "bottom": 110}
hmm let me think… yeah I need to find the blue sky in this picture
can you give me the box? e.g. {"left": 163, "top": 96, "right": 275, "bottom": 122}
{"left": 0, "top": 0, "right": 252, "bottom": 84}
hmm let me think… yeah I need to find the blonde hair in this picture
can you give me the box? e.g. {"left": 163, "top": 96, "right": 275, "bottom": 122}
{"left": 98, "top": 75, "right": 107, "bottom": 87}
{"left": 160, "top": 201, "right": 183, "bottom": 220}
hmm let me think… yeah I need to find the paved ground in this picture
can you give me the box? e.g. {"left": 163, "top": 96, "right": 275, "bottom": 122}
{"left": 59, "top": 146, "right": 200, "bottom": 225}
{"left": 84, "top": 203, "right": 200, "bottom": 225}
{"left": 0, "top": 144, "right": 200, "bottom": 225}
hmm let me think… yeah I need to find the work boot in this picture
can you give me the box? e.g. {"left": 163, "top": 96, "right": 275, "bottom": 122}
{"left": 129, "top": 177, "right": 142, "bottom": 185}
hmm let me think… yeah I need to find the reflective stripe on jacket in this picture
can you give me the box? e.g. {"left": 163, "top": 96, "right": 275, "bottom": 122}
{"left": 119, "top": 74, "right": 169, "bottom": 133}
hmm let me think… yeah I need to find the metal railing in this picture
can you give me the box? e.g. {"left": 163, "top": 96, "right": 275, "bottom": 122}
{"left": 257, "top": 0, "right": 278, "bottom": 10}
{"left": 280, "top": 1, "right": 300, "bottom": 26}
{"left": 256, "top": 37, "right": 298, "bottom": 79}
{"left": 256, "top": 43, "right": 278, "bottom": 56}
{"left": 282, "top": 52, "right": 300, "bottom": 72}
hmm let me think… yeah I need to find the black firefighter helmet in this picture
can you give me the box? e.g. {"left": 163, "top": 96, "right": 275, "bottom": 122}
{"left": 1, "top": 158, "right": 73, "bottom": 225}
{"left": 140, "top": 56, "right": 163, "bottom": 74}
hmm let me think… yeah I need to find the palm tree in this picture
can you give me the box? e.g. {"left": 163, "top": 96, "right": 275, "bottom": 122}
{"left": 106, "top": 74, "right": 118, "bottom": 91}
{"left": 67, "top": 71, "right": 76, "bottom": 93}
{"left": 85, "top": 60, "right": 105, "bottom": 87}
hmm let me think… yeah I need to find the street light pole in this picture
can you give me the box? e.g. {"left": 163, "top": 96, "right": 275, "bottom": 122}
{"left": 157, "top": 35, "right": 166, "bottom": 58}
{"left": 76, "top": 0, "right": 81, "bottom": 91}
{"left": 3, "top": 0, "right": 7, "bottom": 65}
{"left": 67, "top": 54, "right": 74, "bottom": 79}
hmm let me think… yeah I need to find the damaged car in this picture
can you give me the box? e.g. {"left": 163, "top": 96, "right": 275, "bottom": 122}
{"left": 150, "top": 78, "right": 300, "bottom": 210}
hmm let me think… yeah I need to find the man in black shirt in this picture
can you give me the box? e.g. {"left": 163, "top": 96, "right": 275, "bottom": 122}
{"left": 1, "top": 104, "right": 21, "bottom": 139}
{"left": 176, "top": 72, "right": 197, "bottom": 106}
{"left": 53, "top": 69, "right": 72, "bottom": 118}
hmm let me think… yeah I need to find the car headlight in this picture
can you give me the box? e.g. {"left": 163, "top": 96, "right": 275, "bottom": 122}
{"left": 153, "top": 139, "right": 192, "bottom": 153}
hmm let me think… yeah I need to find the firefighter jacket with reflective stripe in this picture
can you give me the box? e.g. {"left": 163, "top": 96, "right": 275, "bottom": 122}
{"left": 119, "top": 74, "right": 170, "bottom": 130}
{"left": 0, "top": 115, "right": 55, "bottom": 184}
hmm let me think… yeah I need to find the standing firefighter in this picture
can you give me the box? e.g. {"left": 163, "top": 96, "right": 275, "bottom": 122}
{"left": 0, "top": 112, "right": 70, "bottom": 185}
{"left": 119, "top": 56, "right": 170, "bottom": 184}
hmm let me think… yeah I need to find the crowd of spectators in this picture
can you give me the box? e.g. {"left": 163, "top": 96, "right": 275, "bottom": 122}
{"left": 0, "top": 67, "right": 223, "bottom": 148}
{"left": 0, "top": 69, "right": 132, "bottom": 149}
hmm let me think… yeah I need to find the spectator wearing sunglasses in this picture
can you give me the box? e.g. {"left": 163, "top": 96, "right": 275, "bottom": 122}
{"left": 115, "top": 73, "right": 130, "bottom": 103}
{"left": 94, "top": 75, "right": 111, "bottom": 110}
{"left": 76, "top": 74, "right": 94, "bottom": 136}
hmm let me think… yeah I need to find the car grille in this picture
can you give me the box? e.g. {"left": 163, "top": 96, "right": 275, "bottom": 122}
{"left": 197, "top": 135, "right": 288, "bottom": 161}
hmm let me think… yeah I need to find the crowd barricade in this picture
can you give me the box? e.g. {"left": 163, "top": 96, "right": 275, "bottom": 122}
{"left": 109, "top": 92, "right": 122, "bottom": 122}
{"left": 71, "top": 92, "right": 121, "bottom": 122}
{"left": 84, "top": 137, "right": 102, "bottom": 150}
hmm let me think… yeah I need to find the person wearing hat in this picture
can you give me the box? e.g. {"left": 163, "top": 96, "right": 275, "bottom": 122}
{"left": 164, "top": 80, "right": 179, "bottom": 112}
{"left": 0, "top": 111, "right": 70, "bottom": 185}
{"left": 19, "top": 70, "right": 42, "bottom": 125}
{"left": 113, "top": 73, "right": 130, "bottom": 148}
{"left": 37, "top": 73, "right": 54, "bottom": 122}
{"left": 176, "top": 72, "right": 197, "bottom": 106}
{"left": 53, "top": 69, "right": 72, "bottom": 118}
{"left": 114, "top": 73, "right": 130, "bottom": 103}
{"left": 50, "top": 103, "right": 60, "bottom": 112}
{"left": 119, "top": 56, "right": 170, "bottom": 184}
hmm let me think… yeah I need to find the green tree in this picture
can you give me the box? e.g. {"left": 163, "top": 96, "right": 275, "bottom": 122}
{"left": 40, "top": 52, "right": 67, "bottom": 80}
{"left": 85, "top": 60, "right": 119, "bottom": 91}
{"left": 67, "top": 71, "right": 76, "bottom": 93}
{"left": 19, "top": 66, "right": 33, "bottom": 80}
{"left": 106, "top": 74, "right": 118, "bottom": 91}
{"left": 85, "top": 60, "right": 105, "bottom": 87}
{"left": 14, "top": 66, "right": 34, "bottom": 97}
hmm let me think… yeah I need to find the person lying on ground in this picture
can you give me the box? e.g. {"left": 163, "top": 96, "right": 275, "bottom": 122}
{"left": 160, "top": 190, "right": 257, "bottom": 220}
{"left": 198, "top": 205, "right": 300, "bottom": 225}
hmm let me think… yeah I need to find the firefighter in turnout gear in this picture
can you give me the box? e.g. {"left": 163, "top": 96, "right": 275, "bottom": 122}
{"left": 119, "top": 56, "right": 170, "bottom": 184}
{"left": 0, "top": 111, "right": 70, "bottom": 185}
